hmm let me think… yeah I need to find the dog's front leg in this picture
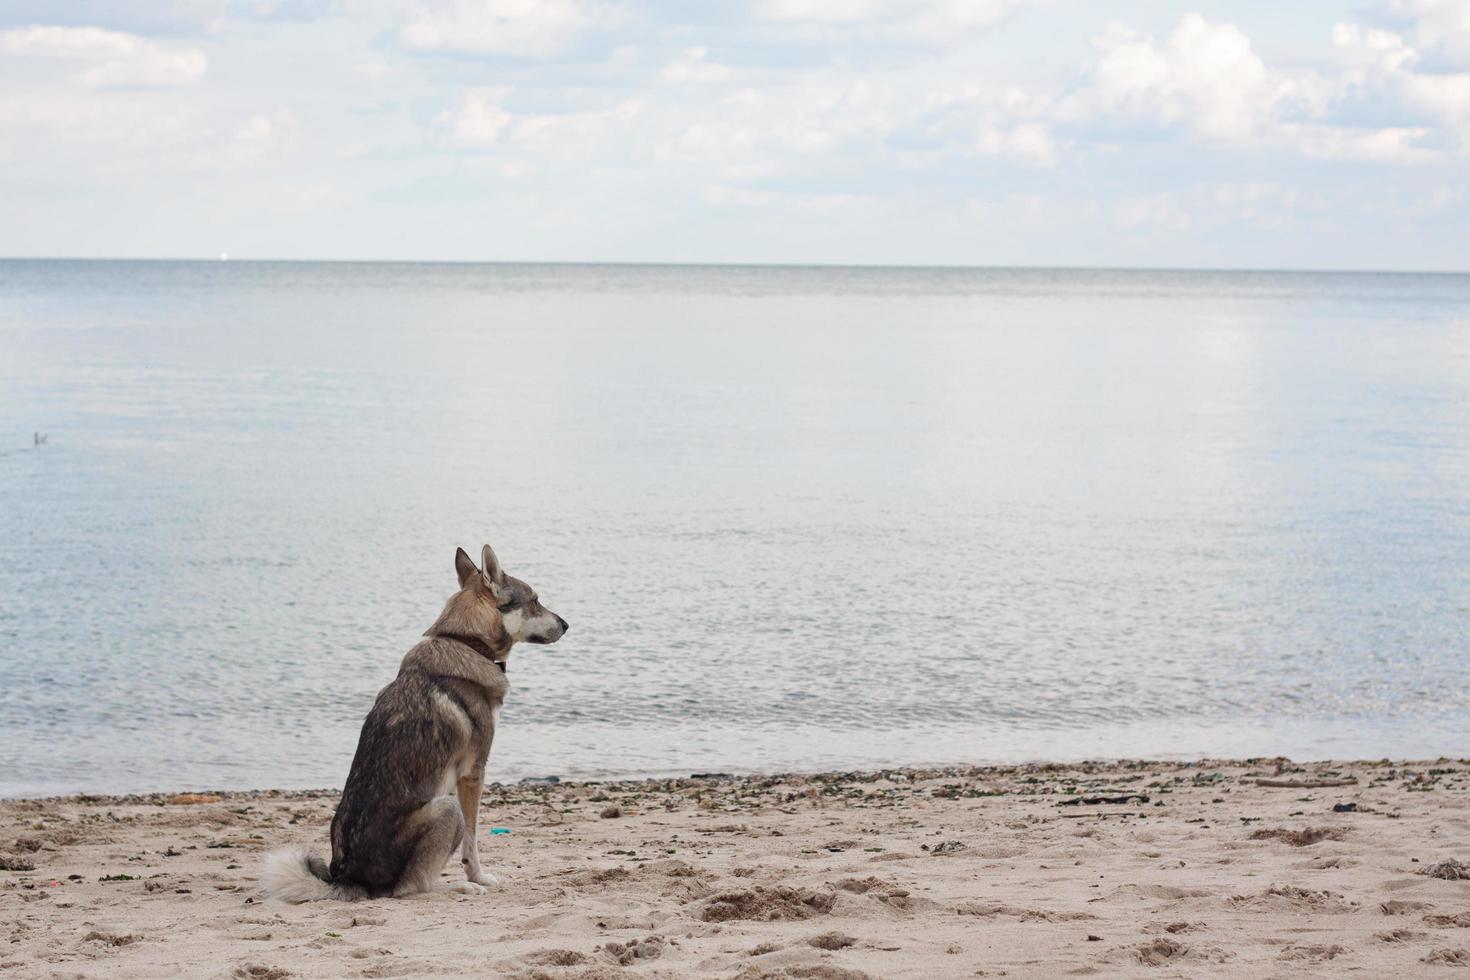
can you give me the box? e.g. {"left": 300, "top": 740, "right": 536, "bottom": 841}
{"left": 457, "top": 768, "right": 496, "bottom": 886}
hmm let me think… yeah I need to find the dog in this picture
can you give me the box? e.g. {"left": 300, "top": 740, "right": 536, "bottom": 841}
{"left": 262, "top": 543, "right": 568, "bottom": 901}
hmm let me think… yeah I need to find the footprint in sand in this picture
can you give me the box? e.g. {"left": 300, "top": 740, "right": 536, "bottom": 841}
{"left": 832, "top": 876, "right": 929, "bottom": 913}
{"left": 957, "top": 901, "right": 1097, "bottom": 923}
{"left": 700, "top": 886, "right": 836, "bottom": 922}
{"left": 1250, "top": 826, "right": 1349, "bottom": 847}
{"left": 1089, "top": 883, "right": 1212, "bottom": 906}
{"left": 1134, "top": 938, "right": 1186, "bottom": 966}
{"left": 1127, "top": 938, "right": 1234, "bottom": 967}
{"left": 356, "top": 959, "right": 440, "bottom": 978}
{"left": 1425, "top": 912, "right": 1470, "bottom": 928}
{"left": 1229, "top": 884, "right": 1356, "bottom": 914}
{"left": 807, "top": 931, "right": 856, "bottom": 950}
{"left": 602, "top": 935, "right": 665, "bottom": 965}
{"left": 522, "top": 949, "right": 588, "bottom": 966}
{"left": 1381, "top": 899, "right": 1434, "bottom": 915}
{"left": 1278, "top": 944, "right": 1346, "bottom": 961}
{"left": 1296, "top": 855, "right": 1358, "bottom": 870}
{"left": 80, "top": 929, "right": 141, "bottom": 950}
{"left": 231, "top": 966, "right": 291, "bottom": 980}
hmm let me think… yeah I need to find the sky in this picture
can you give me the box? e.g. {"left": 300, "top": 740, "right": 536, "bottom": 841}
{"left": 0, "top": 0, "right": 1468, "bottom": 269}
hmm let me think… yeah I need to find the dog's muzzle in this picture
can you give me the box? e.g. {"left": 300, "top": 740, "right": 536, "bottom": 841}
{"left": 527, "top": 615, "right": 569, "bottom": 645}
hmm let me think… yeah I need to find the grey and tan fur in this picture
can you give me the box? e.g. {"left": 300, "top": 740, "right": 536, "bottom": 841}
{"left": 261, "top": 543, "right": 568, "bottom": 902}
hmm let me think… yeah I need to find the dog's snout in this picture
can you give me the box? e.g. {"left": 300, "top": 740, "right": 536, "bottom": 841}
{"left": 555, "top": 615, "right": 569, "bottom": 633}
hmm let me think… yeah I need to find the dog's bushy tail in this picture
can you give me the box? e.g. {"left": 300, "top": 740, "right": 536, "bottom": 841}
{"left": 260, "top": 848, "right": 367, "bottom": 903}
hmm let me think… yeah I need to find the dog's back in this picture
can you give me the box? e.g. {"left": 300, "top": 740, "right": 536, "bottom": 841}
{"left": 329, "top": 642, "right": 503, "bottom": 894}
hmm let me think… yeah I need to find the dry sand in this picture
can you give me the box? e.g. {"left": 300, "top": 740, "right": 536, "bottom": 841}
{"left": 3, "top": 759, "right": 1470, "bottom": 979}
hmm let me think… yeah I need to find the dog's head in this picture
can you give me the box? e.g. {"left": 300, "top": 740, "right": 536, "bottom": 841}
{"left": 452, "top": 543, "right": 569, "bottom": 646}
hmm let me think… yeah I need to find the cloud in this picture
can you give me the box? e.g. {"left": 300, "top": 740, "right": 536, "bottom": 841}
{"left": 1361, "top": 181, "right": 1468, "bottom": 216}
{"left": 0, "top": 1, "right": 332, "bottom": 35}
{"left": 1332, "top": 21, "right": 1420, "bottom": 73}
{"left": 0, "top": 25, "right": 207, "bottom": 87}
{"left": 396, "top": 0, "right": 620, "bottom": 57}
{"left": 501, "top": 97, "right": 645, "bottom": 156}
{"left": 916, "top": 83, "right": 1061, "bottom": 169}
{"left": 656, "top": 78, "right": 898, "bottom": 179}
{"left": 2, "top": 1, "right": 1469, "bottom": 265}
{"left": 1114, "top": 182, "right": 1321, "bottom": 234}
{"left": 1211, "top": 181, "right": 1300, "bottom": 214}
{"left": 753, "top": 0, "right": 1042, "bottom": 44}
{"left": 1292, "top": 123, "right": 1439, "bottom": 161}
{"left": 1080, "top": 16, "right": 1329, "bottom": 142}
{"left": 660, "top": 47, "right": 732, "bottom": 85}
{"left": 1388, "top": 0, "right": 1470, "bottom": 66}
{"left": 425, "top": 7, "right": 1466, "bottom": 189}
{"left": 1116, "top": 191, "right": 1190, "bottom": 231}
{"left": 1044, "top": 12, "right": 1470, "bottom": 163}
{"left": 702, "top": 183, "right": 874, "bottom": 216}
{"left": 975, "top": 121, "right": 1056, "bottom": 166}
{"left": 437, "top": 87, "right": 513, "bottom": 146}
{"left": 436, "top": 85, "right": 646, "bottom": 167}
{"left": 1332, "top": 18, "right": 1470, "bottom": 152}
{"left": 190, "top": 109, "right": 301, "bottom": 168}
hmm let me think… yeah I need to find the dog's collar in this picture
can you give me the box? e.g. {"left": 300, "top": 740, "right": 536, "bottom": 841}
{"left": 439, "top": 633, "right": 507, "bottom": 673}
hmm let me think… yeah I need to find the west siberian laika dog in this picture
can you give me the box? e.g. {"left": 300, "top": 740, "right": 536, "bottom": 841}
{"left": 262, "top": 544, "right": 568, "bottom": 901}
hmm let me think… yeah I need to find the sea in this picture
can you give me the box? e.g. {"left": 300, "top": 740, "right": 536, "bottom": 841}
{"left": 2, "top": 260, "right": 1469, "bottom": 797}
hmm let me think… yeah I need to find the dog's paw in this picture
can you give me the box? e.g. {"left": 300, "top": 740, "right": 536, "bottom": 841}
{"left": 448, "top": 880, "right": 489, "bottom": 896}
{"left": 469, "top": 871, "right": 499, "bottom": 887}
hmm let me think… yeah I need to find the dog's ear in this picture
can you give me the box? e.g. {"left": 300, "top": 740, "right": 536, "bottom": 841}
{"left": 480, "top": 543, "right": 506, "bottom": 593}
{"left": 454, "top": 547, "right": 479, "bottom": 589}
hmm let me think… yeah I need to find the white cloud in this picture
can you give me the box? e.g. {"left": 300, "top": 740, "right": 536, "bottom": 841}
{"left": 436, "top": 85, "right": 646, "bottom": 165}
{"left": 975, "top": 121, "right": 1056, "bottom": 166}
{"left": 1332, "top": 21, "right": 1420, "bottom": 72}
{"left": 657, "top": 79, "right": 898, "bottom": 179}
{"left": 1106, "top": 182, "right": 1316, "bottom": 234}
{"left": 1333, "top": 18, "right": 1470, "bottom": 151}
{"left": 0, "top": 90, "right": 189, "bottom": 155}
{"left": 2, "top": 1, "right": 1469, "bottom": 265}
{"left": 1046, "top": 13, "right": 1469, "bottom": 163}
{"left": 397, "top": 0, "right": 619, "bottom": 56}
{"left": 1389, "top": 0, "right": 1470, "bottom": 65}
{"left": 1116, "top": 191, "right": 1190, "bottom": 231}
{"left": 660, "top": 47, "right": 732, "bottom": 85}
{"left": 753, "top": 0, "right": 1042, "bottom": 44}
{"left": 1293, "top": 123, "right": 1438, "bottom": 161}
{"left": 189, "top": 109, "right": 300, "bottom": 168}
{"left": 1401, "top": 70, "right": 1470, "bottom": 126}
{"left": 919, "top": 83, "right": 1061, "bottom": 168}
{"left": 1362, "top": 181, "right": 1468, "bottom": 216}
{"left": 702, "top": 184, "right": 874, "bottom": 216}
{"left": 503, "top": 97, "right": 644, "bottom": 155}
{"left": 1211, "top": 182, "right": 1299, "bottom": 211}
{"left": 1081, "top": 16, "right": 1328, "bottom": 142}
{"left": 437, "top": 87, "right": 514, "bottom": 147}
{"left": 422, "top": 8, "right": 1465, "bottom": 188}
{"left": 0, "top": 25, "right": 207, "bottom": 88}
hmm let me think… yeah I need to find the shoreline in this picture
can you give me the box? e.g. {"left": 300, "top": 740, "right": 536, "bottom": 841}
{"left": 7, "top": 753, "right": 1466, "bottom": 805}
{"left": 4, "top": 758, "right": 1469, "bottom": 978}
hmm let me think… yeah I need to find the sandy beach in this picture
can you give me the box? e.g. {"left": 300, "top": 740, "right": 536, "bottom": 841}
{"left": 2, "top": 759, "right": 1468, "bottom": 979}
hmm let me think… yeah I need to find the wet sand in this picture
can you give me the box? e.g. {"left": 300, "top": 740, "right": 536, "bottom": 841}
{"left": 3, "top": 759, "right": 1469, "bottom": 979}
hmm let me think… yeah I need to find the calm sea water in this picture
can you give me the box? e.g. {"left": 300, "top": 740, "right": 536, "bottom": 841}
{"left": 2, "top": 261, "right": 1469, "bottom": 796}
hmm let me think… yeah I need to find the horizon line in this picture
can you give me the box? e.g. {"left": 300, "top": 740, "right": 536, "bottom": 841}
{"left": 1, "top": 256, "right": 1468, "bottom": 276}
